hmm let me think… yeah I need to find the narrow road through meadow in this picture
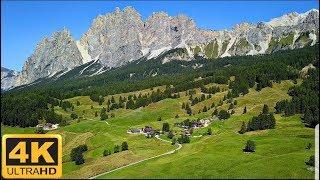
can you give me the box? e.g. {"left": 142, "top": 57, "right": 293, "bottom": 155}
{"left": 88, "top": 135, "right": 182, "bottom": 179}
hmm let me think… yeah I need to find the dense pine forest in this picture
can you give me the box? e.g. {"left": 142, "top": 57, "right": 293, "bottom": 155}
{"left": 1, "top": 44, "right": 319, "bottom": 128}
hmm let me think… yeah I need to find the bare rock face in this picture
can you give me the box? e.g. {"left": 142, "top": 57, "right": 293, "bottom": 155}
{"left": 17, "top": 28, "right": 83, "bottom": 85}
{"left": 80, "top": 7, "right": 144, "bottom": 67}
{"left": 1, "top": 67, "right": 19, "bottom": 91}
{"left": 80, "top": 7, "right": 318, "bottom": 64}
{"left": 2, "top": 8, "right": 319, "bottom": 91}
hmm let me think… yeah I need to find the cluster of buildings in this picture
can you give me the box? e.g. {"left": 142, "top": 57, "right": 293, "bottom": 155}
{"left": 127, "top": 126, "right": 155, "bottom": 136}
{"left": 174, "top": 118, "right": 213, "bottom": 129}
{"left": 127, "top": 117, "right": 216, "bottom": 137}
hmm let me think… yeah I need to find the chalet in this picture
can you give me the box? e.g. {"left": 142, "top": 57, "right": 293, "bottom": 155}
{"left": 127, "top": 128, "right": 142, "bottom": 134}
{"left": 36, "top": 123, "right": 59, "bottom": 130}
{"left": 143, "top": 126, "right": 154, "bottom": 133}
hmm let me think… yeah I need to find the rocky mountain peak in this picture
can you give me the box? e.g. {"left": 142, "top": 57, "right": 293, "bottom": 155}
{"left": 1, "top": 8, "right": 319, "bottom": 91}
{"left": 17, "top": 28, "right": 83, "bottom": 85}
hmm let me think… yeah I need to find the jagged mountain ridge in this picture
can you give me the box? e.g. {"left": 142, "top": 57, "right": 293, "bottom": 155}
{"left": 1, "top": 7, "right": 319, "bottom": 91}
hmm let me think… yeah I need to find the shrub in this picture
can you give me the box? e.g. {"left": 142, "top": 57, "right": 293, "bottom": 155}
{"left": 243, "top": 140, "right": 255, "bottom": 152}
{"left": 218, "top": 110, "right": 230, "bottom": 120}
{"left": 121, "top": 142, "right": 128, "bottom": 151}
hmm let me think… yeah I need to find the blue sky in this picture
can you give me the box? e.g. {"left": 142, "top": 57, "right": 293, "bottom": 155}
{"left": 1, "top": 1, "right": 319, "bottom": 71}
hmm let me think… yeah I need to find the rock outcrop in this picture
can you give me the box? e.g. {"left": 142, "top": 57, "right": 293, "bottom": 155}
{"left": 1, "top": 67, "right": 19, "bottom": 91}
{"left": 1, "top": 8, "right": 319, "bottom": 91}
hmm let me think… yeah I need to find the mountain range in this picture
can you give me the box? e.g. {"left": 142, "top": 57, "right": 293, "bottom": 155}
{"left": 1, "top": 7, "right": 319, "bottom": 91}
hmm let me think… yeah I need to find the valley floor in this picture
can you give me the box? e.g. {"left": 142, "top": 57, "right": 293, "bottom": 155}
{"left": 1, "top": 80, "right": 315, "bottom": 179}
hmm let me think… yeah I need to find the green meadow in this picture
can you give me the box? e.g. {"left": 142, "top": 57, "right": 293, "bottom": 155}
{"left": 1, "top": 80, "right": 315, "bottom": 179}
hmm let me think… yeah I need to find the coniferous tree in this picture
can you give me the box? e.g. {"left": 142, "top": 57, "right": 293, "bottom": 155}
{"left": 162, "top": 122, "right": 170, "bottom": 132}
{"left": 172, "top": 138, "right": 176, "bottom": 145}
{"left": 262, "top": 104, "right": 269, "bottom": 114}
{"left": 228, "top": 103, "right": 234, "bottom": 110}
{"left": 218, "top": 110, "right": 230, "bottom": 120}
{"left": 244, "top": 140, "right": 255, "bottom": 152}
{"left": 100, "top": 107, "right": 108, "bottom": 120}
{"left": 203, "top": 106, "right": 208, "bottom": 112}
{"left": 305, "top": 155, "right": 315, "bottom": 167}
{"left": 239, "top": 121, "right": 247, "bottom": 134}
{"left": 182, "top": 102, "right": 186, "bottom": 109}
{"left": 213, "top": 109, "right": 218, "bottom": 116}
{"left": 243, "top": 106, "right": 247, "bottom": 114}
{"left": 111, "top": 96, "right": 115, "bottom": 103}
{"left": 74, "top": 153, "right": 85, "bottom": 165}
{"left": 114, "top": 145, "right": 120, "bottom": 153}
{"left": 121, "top": 142, "right": 128, "bottom": 151}
{"left": 103, "top": 150, "right": 110, "bottom": 156}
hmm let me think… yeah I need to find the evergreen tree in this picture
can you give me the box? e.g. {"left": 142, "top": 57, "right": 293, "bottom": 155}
{"left": 126, "top": 99, "right": 135, "bottom": 109}
{"left": 239, "top": 121, "right": 247, "bottom": 134}
{"left": 305, "top": 155, "right": 315, "bottom": 167}
{"left": 76, "top": 101, "right": 80, "bottom": 106}
{"left": 172, "top": 138, "right": 176, "bottom": 145}
{"left": 262, "top": 104, "right": 269, "bottom": 114}
{"left": 114, "top": 145, "right": 120, "bottom": 153}
{"left": 218, "top": 110, "right": 230, "bottom": 120}
{"left": 213, "top": 109, "right": 218, "bottom": 116}
{"left": 203, "top": 106, "right": 208, "bottom": 112}
{"left": 157, "top": 116, "right": 162, "bottom": 121}
{"left": 244, "top": 140, "right": 255, "bottom": 152}
{"left": 103, "top": 150, "right": 110, "bottom": 156}
{"left": 228, "top": 103, "right": 234, "bottom": 110}
{"left": 182, "top": 102, "right": 186, "bottom": 109}
{"left": 162, "top": 122, "right": 170, "bottom": 132}
{"left": 100, "top": 108, "right": 108, "bottom": 120}
{"left": 111, "top": 96, "right": 115, "bottom": 103}
{"left": 121, "top": 142, "right": 128, "bottom": 151}
{"left": 207, "top": 128, "right": 212, "bottom": 135}
{"left": 243, "top": 106, "right": 247, "bottom": 114}
{"left": 74, "top": 153, "right": 85, "bottom": 165}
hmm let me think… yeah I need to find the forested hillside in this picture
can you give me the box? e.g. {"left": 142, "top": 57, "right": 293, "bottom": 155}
{"left": 1, "top": 44, "right": 319, "bottom": 128}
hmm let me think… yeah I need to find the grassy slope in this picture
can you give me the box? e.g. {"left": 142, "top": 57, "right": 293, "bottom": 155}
{"left": 100, "top": 114, "right": 314, "bottom": 179}
{"left": 1, "top": 80, "right": 315, "bottom": 179}
{"left": 97, "top": 80, "right": 314, "bottom": 179}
